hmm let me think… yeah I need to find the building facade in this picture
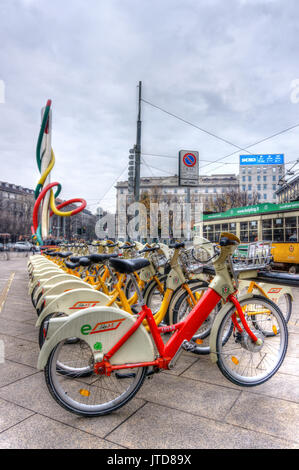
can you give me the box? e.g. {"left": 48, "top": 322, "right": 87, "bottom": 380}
{"left": 0, "top": 181, "right": 35, "bottom": 242}
{"left": 239, "top": 154, "right": 285, "bottom": 203}
{"left": 275, "top": 174, "right": 299, "bottom": 203}
{"left": 116, "top": 174, "right": 240, "bottom": 210}
{"left": 0, "top": 181, "right": 96, "bottom": 242}
{"left": 115, "top": 174, "right": 240, "bottom": 240}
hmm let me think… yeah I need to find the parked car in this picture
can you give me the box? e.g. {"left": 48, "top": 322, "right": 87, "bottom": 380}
{"left": 14, "top": 241, "right": 32, "bottom": 252}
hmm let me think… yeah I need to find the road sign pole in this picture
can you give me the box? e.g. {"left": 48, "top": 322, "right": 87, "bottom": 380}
{"left": 135, "top": 81, "right": 142, "bottom": 203}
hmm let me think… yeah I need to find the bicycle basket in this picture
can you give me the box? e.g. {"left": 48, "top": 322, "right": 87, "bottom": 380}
{"left": 149, "top": 250, "right": 168, "bottom": 271}
{"left": 179, "top": 248, "right": 203, "bottom": 275}
{"left": 232, "top": 241, "right": 272, "bottom": 271}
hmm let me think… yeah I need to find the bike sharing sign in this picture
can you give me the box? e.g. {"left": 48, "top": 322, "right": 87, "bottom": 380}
{"left": 178, "top": 150, "right": 199, "bottom": 186}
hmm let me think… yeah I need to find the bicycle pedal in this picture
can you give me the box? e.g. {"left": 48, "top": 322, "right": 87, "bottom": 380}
{"left": 182, "top": 340, "right": 197, "bottom": 352}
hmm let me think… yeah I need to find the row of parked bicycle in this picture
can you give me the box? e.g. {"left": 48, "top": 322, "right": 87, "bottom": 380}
{"left": 28, "top": 234, "right": 290, "bottom": 417}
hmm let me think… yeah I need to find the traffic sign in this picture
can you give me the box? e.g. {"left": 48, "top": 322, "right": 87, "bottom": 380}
{"left": 179, "top": 150, "right": 199, "bottom": 186}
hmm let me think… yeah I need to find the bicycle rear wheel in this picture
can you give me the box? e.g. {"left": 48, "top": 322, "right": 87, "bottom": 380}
{"left": 45, "top": 339, "right": 148, "bottom": 417}
{"left": 215, "top": 295, "right": 288, "bottom": 387}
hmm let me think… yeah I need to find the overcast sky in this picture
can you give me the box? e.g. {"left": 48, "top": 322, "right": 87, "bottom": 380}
{"left": 1, "top": 0, "right": 299, "bottom": 213}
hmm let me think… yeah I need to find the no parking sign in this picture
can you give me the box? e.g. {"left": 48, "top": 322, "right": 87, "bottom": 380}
{"left": 178, "top": 150, "right": 199, "bottom": 186}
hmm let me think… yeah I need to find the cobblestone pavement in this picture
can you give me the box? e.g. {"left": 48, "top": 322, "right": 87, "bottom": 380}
{"left": 0, "top": 257, "right": 298, "bottom": 449}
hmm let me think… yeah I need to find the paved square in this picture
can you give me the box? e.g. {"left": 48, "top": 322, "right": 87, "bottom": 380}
{"left": 0, "top": 256, "right": 298, "bottom": 449}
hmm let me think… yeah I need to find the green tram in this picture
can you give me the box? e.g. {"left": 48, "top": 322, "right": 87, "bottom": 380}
{"left": 194, "top": 201, "right": 299, "bottom": 273}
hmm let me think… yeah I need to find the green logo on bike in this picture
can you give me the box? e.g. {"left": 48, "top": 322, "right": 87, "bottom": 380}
{"left": 94, "top": 342, "right": 102, "bottom": 351}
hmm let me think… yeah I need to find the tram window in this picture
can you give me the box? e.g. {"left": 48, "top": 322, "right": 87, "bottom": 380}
{"left": 204, "top": 225, "right": 214, "bottom": 242}
{"left": 240, "top": 222, "right": 249, "bottom": 242}
{"left": 214, "top": 224, "right": 221, "bottom": 239}
{"left": 285, "top": 217, "right": 298, "bottom": 242}
{"left": 249, "top": 221, "right": 258, "bottom": 242}
{"left": 262, "top": 230, "right": 272, "bottom": 241}
{"left": 262, "top": 219, "right": 272, "bottom": 241}
{"left": 262, "top": 219, "right": 272, "bottom": 228}
{"left": 274, "top": 218, "right": 283, "bottom": 228}
{"left": 273, "top": 229, "right": 284, "bottom": 241}
{"left": 229, "top": 223, "right": 236, "bottom": 234}
{"left": 285, "top": 217, "right": 297, "bottom": 228}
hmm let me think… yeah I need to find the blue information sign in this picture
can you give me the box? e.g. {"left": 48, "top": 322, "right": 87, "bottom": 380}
{"left": 240, "top": 154, "right": 284, "bottom": 165}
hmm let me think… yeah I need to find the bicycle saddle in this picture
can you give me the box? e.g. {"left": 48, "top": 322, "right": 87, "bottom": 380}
{"left": 69, "top": 256, "right": 81, "bottom": 263}
{"left": 57, "top": 251, "right": 73, "bottom": 258}
{"left": 169, "top": 242, "right": 185, "bottom": 249}
{"left": 78, "top": 257, "right": 92, "bottom": 267}
{"left": 65, "top": 261, "right": 80, "bottom": 269}
{"left": 219, "top": 237, "right": 238, "bottom": 246}
{"left": 138, "top": 245, "right": 160, "bottom": 254}
{"left": 120, "top": 243, "right": 136, "bottom": 250}
{"left": 88, "top": 253, "right": 118, "bottom": 263}
{"left": 109, "top": 257, "right": 150, "bottom": 274}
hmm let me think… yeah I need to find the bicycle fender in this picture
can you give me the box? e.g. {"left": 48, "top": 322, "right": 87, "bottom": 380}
{"left": 238, "top": 281, "right": 293, "bottom": 302}
{"left": 209, "top": 293, "right": 254, "bottom": 364}
{"left": 37, "top": 306, "right": 155, "bottom": 370}
{"left": 139, "top": 265, "right": 156, "bottom": 282}
{"left": 28, "top": 270, "right": 64, "bottom": 295}
{"left": 34, "top": 279, "right": 93, "bottom": 311}
{"left": 258, "top": 283, "right": 293, "bottom": 301}
{"left": 36, "top": 288, "right": 114, "bottom": 327}
{"left": 29, "top": 272, "right": 77, "bottom": 296}
{"left": 31, "top": 268, "right": 61, "bottom": 283}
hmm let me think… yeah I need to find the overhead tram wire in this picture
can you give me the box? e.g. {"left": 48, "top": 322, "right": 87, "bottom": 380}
{"left": 141, "top": 152, "right": 216, "bottom": 163}
{"left": 141, "top": 98, "right": 255, "bottom": 155}
{"left": 89, "top": 162, "right": 129, "bottom": 209}
{"left": 142, "top": 97, "right": 299, "bottom": 173}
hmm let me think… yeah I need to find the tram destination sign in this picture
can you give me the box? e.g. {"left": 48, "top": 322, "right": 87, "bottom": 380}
{"left": 178, "top": 150, "right": 199, "bottom": 186}
{"left": 240, "top": 154, "right": 284, "bottom": 165}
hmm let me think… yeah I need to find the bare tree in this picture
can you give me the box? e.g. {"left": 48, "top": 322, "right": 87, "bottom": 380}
{"left": 209, "top": 189, "right": 259, "bottom": 212}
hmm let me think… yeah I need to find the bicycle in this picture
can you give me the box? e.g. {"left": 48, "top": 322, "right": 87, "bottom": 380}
{"left": 37, "top": 232, "right": 288, "bottom": 417}
{"left": 34, "top": 242, "right": 209, "bottom": 348}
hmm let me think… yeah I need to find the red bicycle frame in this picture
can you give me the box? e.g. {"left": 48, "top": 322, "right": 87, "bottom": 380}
{"left": 94, "top": 287, "right": 222, "bottom": 375}
{"left": 93, "top": 287, "right": 261, "bottom": 376}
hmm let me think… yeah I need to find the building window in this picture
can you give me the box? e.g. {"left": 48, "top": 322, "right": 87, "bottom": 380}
{"left": 257, "top": 175, "right": 261, "bottom": 182}
{"left": 248, "top": 184, "right": 252, "bottom": 191}
{"left": 257, "top": 184, "right": 261, "bottom": 190}
{"left": 273, "top": 184, "right": 276, "bottom": 190}
{"left": 263, "top": 184, "right": 267, "bottom": 190}
{"left": 263, "top": 176, "right": 267, "bottom": 182}
{"left": 242, "top": 185, "right": 246, "bottom": 191}
{"left": 248, "top": 176, "right": 252, "bottom": 182}
{"left": 242, "top": 176, "right": 245, "bottom": 182}
{"left": 272, "top": 175, "right": 276, "bottom": 181}
{"left": 264, "top": 194, "right": 267, "bottom": 200}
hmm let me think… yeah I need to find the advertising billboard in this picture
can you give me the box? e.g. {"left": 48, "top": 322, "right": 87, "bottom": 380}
{"left": 239, "top": 154, "right": 284, "bottom": 166}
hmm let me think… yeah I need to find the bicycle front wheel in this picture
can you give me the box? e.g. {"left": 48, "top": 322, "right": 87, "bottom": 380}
{"left": 45, "top": 339, "right": 147, "bottom": 417}
{"left": 215, "top": 295, "right": 288, "bottom": 387}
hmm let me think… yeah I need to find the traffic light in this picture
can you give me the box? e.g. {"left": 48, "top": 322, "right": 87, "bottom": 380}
{"left": 128, "top": 147, "right": 135, "bottom": 194}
